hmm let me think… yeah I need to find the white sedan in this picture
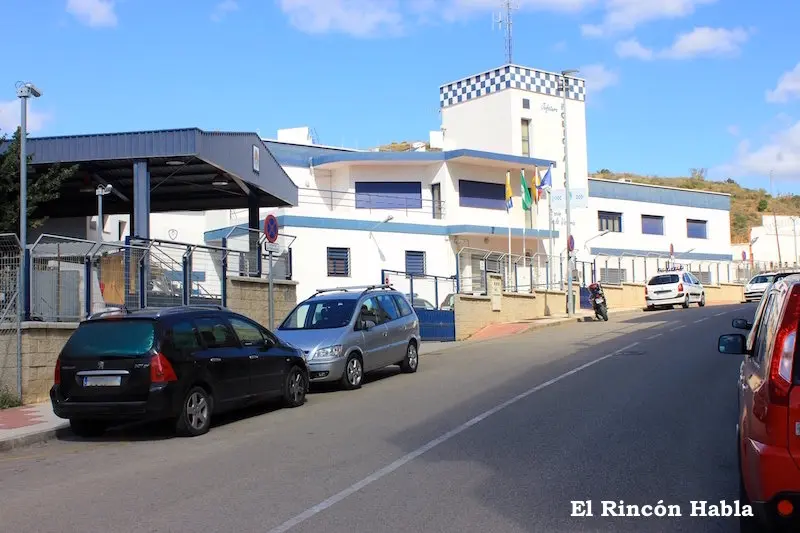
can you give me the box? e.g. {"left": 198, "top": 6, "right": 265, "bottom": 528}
{"left": 645, "top": 271, "right": 706, "bottom": 309}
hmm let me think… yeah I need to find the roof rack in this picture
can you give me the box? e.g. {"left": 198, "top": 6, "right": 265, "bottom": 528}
{"left": 88, "top": 306, "right": 131, "bottom": 320}
{"left": 314, "top": 284, "right": 394, "bottom": 296}
{"left": 183, "top": 304, "right": 226, "bottom": 310}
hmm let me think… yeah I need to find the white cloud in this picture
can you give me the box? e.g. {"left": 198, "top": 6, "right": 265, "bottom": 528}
{"left": 0, "top": 100, "right": 51, "bottom": 135}
{"left": 581, "top": 0, "right": 717, "bottom": 37}
{"left": 718, "top": 120, "right": 800, "bottom": 179}
{"left": 614, "top": 38, "right": 653, "bottom": 60}
{"left": 66, "top": 0, "right": 118, "bottom": 28}
{"left": 661, "top": 26, "right": 749, "bottom": 59}
{"left": 727, "top": 125, "right": 740, "bottom": 137}
{"left": 766, "top": 63, "right": 800, "bottom": 104}
{"left": 277, "top": 0, "right": 596, "bottom": 37}
{"left": 580, "top": 64, "right": 619, "bottom": 95}
{"left": 211, "top": 0, "right": 239, "bottom": 22}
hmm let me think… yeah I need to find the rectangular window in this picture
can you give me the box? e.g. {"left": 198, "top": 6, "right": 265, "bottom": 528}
{"left": 521, "top": 119, "right": 531, "bottom": 157}
{"left": 641, "top": 215, "right": 664, "bottom": 235}
{"left": 431, "top": 183, "right": 442, "bottom": 219}
{"left": 598, "top": 211, "right": 622, "bottom": 232}
{"left": 687, "top": 219, "right": 708, "bottom": 239}
{"left": 405, "top": 251, "right": 426, "bottom": 276}
{"left": 458, "top": 180, "right": 505, "bottom": 210}
{"left": 355, "top": 181, "right": 422, "bottom": 209}
{"left": 522, "top": 98, "right": 530, "bottom": 109}
{"left": 327, "top": 247, "right": 350, "bottom": 277}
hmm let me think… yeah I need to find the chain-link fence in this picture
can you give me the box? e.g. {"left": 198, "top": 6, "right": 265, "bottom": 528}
{"left": 219, "top": 228, "right": 293, "bottom": 280}
{"left": 0, "top": 234, "right": 22, "bottom": 401}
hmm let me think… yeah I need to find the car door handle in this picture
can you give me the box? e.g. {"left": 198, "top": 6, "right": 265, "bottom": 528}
{"left": 249, "top": 355, "right": 259, "bottom": 360}
{"left": 382, "top": 331, "right": 388, "bottom": 337}
{"left": 210, "top": 357, "right": 222, "bottom": 363}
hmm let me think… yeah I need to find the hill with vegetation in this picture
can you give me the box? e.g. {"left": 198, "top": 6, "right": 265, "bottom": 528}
{"left": 591, "top": 168, "right": 800, "bottom": 244}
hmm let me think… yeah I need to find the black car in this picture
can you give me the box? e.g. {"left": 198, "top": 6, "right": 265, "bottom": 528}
{"left": 50, "top": 305, "right": 309, "bottom": 438}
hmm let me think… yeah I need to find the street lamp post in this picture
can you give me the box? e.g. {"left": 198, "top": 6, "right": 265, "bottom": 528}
{"left": 16, "top": 82, "right": 42, "bottom": 324}
{"left": 560, "top": 69, "right": 579, "bottom": 316}
{"left": 95, "top": 185, "right": 113, "bottom": 242}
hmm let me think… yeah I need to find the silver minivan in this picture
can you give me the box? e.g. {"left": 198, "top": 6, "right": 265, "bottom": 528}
{"left": 276, "top": 285, "right": 421, "bottom": 390}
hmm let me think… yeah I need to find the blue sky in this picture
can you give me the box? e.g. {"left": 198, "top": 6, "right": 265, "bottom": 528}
{"left": 1, "top": 0, "right": 799, "bottom": 192}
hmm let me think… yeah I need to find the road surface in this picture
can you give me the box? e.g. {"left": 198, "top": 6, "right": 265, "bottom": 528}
{"left": 0, "top": 303, "right": 754, "bottom": 532}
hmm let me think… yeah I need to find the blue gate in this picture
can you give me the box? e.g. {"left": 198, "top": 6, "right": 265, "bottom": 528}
{"left": 381, "top": 269, "right": 457, "bottom": 342}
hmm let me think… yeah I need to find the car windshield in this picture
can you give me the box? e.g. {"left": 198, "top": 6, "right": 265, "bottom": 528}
{"left": 648, "top": 274, "right": 679, "bottom": 285}
{"left": 749, "top": 275, "right": 774, "bottom": 284}
{"left": 61, "top": 319, "right": 156, "bottom": 358}
{"left": 280, "top": 299, "right": 357, "bottom": 330}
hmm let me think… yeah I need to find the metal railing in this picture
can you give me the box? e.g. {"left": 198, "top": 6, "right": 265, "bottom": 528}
{"left": 297, "top": 187, "right": 446, "bottom": 218}
{"left": 0, "top": 234, "right": 22, "bottom": 400}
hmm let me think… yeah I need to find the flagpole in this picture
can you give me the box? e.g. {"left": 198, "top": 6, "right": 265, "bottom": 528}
{"left": 548, "top": 187, "right": 554, "bottom": 289}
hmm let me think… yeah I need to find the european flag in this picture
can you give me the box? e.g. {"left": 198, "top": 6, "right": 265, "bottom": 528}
{"left": 505, "top": 171, "right": 513, "bottom": 210}
{"left": 539, "top": 165, "right": 553, "bottom": 189}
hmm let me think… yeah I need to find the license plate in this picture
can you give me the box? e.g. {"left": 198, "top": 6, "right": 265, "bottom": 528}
{"left": 594, "top": 297, "right": 604, "bottom": 304}
{"left": 655, "top": 290, "right": 670, "bottom": 294}
{"left": 83, "top": 376, "right": 121, "bottom": 387}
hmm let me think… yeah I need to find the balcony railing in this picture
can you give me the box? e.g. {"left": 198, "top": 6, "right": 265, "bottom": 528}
{"left": 296, "top": 187, "right": 446, "bottom": 219}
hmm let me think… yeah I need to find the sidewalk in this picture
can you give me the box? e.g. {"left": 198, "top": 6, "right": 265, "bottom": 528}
{"left": 0, "top": 400, "right": 68, "bottom": 452}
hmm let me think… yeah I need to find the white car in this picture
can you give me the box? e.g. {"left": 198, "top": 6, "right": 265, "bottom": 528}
{"left": 743, "top": 273, "right": 774, "bottom": 302}
{"left": 645, "top": 271, "right": 706, "bottom": 309}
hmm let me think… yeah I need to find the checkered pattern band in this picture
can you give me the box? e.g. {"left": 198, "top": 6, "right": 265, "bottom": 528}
{"left": 440, "top": 65, "right": 586, "bottom": 108}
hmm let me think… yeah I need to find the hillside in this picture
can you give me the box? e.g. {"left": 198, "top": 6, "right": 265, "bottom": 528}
{"left": 591, "top": 169, "right": 800, "bottom": 243}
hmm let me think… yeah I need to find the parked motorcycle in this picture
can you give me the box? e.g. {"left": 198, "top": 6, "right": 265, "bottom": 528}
{"left": 588, "top": 282, "right": 609, "bottom": 321}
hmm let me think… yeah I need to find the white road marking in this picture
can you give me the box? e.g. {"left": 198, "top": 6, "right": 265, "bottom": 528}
{"left": 670, "top": 325, "right": 686, "bottom": 331}
{"left": 645, "top": 333, "right": 663, "bottom": 340}
{"left": 265, "top": 342, "right": 641, "bottom": 533}
{"left": 694, "top": 318, "right": 708, "bottom": 323}
{"left": 714, "top": 312, "right": 726, "bottom": 317}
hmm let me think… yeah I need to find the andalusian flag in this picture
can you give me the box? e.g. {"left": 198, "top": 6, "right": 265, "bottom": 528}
{"left": 521, "top": 169, "right": 532, "bottom": 212}
{"left": 505, "top": 171, "right": 513, "bottom": 211}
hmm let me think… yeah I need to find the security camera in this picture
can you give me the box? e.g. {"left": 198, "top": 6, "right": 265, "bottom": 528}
{"left": 105, "top": 184, "right": 113, "bottom": 192}
{"left": 27, "top": 84, "right": 42, "bottom": 98}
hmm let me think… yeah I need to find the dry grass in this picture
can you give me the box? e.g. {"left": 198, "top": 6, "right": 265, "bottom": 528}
{"left": 592, "top": 170, "right": 800, "bottom": 244}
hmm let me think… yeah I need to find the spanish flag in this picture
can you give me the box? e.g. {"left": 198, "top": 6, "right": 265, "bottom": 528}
{"left": 505, "top": 171, "right": 513, "bottom": 211}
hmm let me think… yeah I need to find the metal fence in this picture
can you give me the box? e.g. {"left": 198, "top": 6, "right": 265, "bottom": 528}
{"left": 0, "top": 234, "right": 21, "bottom": 400}
{"left": 454, "top": 247, "right": 782, "bottom": 296}
{"left": 21, "top": 232, "right": 295, "bottom": 322}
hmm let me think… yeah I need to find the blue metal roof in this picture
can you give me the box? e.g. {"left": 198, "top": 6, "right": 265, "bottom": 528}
{"left": 1, "top": 128, "right": 298, "bottom": 211}
{"left": 588, "top": 178, "right": 730, "bottom": 211}
{"left": 309, "top": 148, "right": 557, "bottom": 169}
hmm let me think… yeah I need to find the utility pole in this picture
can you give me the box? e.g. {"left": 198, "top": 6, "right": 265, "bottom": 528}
{"left": 560, "top": 69, "right": 578, "bottom": 316}
{"left": 770, "top": 170, "right": 783, "bottom": 265}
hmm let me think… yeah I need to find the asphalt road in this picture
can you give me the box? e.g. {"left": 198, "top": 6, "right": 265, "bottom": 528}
{"left": 0, "top": 303, "right": 755, "bottom": 533}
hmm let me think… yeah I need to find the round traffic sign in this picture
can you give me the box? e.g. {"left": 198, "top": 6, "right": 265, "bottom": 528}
{"left": 567, "top": 235, "right": 575, "bottom": 252}
{"left": 742, "top": 250, "right": 747, "bottom": 261}
{"left": 264, "top": 214, "right": 279, "bottom": 244}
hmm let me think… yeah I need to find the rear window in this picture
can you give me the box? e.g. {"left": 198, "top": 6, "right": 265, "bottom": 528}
{"left": 648, "top": 274, "right": 679, "bottom": 285}
{"left": 61, "top": 320, "right": 156, "bottom": 358}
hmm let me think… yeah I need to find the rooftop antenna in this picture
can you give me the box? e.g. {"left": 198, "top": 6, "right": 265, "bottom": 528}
{"left": 494, "top": 0, "right": 519, "bottom": 64}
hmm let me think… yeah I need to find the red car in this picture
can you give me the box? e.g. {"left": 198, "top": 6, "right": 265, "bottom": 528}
{"left": 719, "top": 274, "right": 800, "bottom": 531}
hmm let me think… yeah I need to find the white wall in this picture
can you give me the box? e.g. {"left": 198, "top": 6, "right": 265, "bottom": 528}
{"left": 748, "top": 216, "right": 800, "bottom": 266}
{"left": 440, "top": 91, "right": 514, "bottom": 154}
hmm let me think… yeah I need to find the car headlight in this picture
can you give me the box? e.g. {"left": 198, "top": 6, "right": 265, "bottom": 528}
{"left": 310, "top": 345, "right": 343, "bottom": 361}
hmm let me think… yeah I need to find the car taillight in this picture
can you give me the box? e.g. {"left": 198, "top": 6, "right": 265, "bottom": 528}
{"left": 767, "top": 286, "right": 800, "bottom": 406}
{"left": 54, "top": 359, "right": 61, "bottom": 385}
{"left": 150, "top": 353, "right": 177, "bottom": 383}
{"left": 678, "top": 283, "right": 684, "bottom": 292}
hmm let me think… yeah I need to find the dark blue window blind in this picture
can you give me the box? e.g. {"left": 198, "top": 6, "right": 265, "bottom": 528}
{"left": 459, "top": 180, "right": 505, "bottom": 210}
{"left": 405, "top": 251, "right": 426, "bottom": 276}
{"left": 355, "top": 182, "right": 422, "bottom": 209}
{"left": 327, "top": 247, "right": 350, "bottom": 277}
{"left": 687, "top": 219, "right": 708, "bottom": 239}
{"left": 641, "top": 215, "right": 664, "bottom": 235}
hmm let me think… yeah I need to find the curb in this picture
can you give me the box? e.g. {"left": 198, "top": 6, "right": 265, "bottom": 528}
{"left": 0, "top": 422, "right": 70, "bottom": 453}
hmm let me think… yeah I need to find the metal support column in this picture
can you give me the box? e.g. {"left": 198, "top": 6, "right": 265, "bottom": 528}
{"left": 249, "top": 193, "right": 261, "bottom": 277}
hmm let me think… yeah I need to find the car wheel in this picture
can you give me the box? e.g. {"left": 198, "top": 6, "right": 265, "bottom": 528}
{"left": 69, "top": 419, "right": 108, "bottom": 438}
{"left": 175, "top": 386, "right": 213, "bottom": 437}
{"left": 699, "top": 293, "right": 706, "bottom": 307}
{"left": 682, "top": 295, "right": 690, "bottom": 309}
{"left": 341, "top": 354, "right": 363, "bottom": 390}
{"left": 399, "top": 342, "right": 419, "bottom": 374}
{"left": 282, "top": 366, "right": 307, "bottom": 408}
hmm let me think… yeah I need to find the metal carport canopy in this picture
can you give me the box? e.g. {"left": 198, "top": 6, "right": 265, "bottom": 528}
{"left": 3, "top": 128, "right": 298, "bottom": 218}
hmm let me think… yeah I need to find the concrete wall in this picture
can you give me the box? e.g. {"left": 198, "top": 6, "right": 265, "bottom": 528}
{"left": 226, "top": 276, "right": 298, "bottom": 330}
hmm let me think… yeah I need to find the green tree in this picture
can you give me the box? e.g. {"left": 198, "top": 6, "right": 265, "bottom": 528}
{"left": 757, "top": 199, "right": 768, "bottom": 212}
{"left": 0, "top": 128, "right": 75, "bottom": 234}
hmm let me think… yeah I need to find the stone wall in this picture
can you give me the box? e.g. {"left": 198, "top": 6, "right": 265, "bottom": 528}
{"left": 0, "top": 323, "right": 77, "bottom": 404}
{"left": 226, "top": 276, "right": 298, "bottom": 330}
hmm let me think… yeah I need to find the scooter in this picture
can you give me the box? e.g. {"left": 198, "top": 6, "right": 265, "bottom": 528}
{"left": 588, "top": 282, "right": 609, "bottom": 321}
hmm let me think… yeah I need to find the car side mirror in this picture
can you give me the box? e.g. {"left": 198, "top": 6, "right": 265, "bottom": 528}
{"left": 718, "top": 334, "right": 746, "bottom": 355}
{"left": 731, "top": 318, "right": 752, "bottom": 331}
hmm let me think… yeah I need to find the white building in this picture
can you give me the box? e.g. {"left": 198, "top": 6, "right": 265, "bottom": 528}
{"left": 731, "top": 215, "right": 800, "bottom": 269}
